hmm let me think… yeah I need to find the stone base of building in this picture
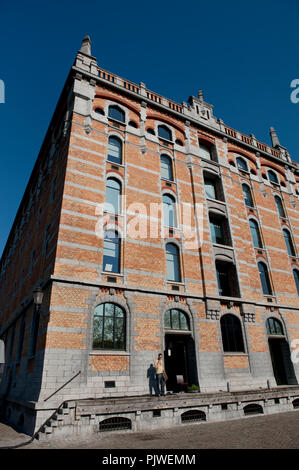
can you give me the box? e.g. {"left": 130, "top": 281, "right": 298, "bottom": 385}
{"left": 2, "top": 386, "right": 299, "bottom": 440}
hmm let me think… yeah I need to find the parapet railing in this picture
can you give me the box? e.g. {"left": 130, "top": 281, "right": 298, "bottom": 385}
{"left": 97, "top": 66, "right": 289, "bottom": 163}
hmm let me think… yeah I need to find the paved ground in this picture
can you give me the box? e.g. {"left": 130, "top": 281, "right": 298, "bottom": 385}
{"left": 1, "top": 410, "right": 299, "bottom": 449}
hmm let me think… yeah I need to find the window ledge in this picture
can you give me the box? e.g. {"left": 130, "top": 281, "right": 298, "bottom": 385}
{"left": 90, "top": 350, "right": 130, "bottom": 356}
{"left": 166, "top": 281, "right": 185, "bottom": 286}
{"left": 223, "top": 352, "right": 248, "bottom": 356}
{"left": 165, "top": 329, "right": 191, "bottom": 335}
{"left": 108, "top": 117, "right": 126, "bottom": 126}
{"left": 206, "top": 197, "right": 226, "bottom": 205}
{"left": 212, "top": 242, "right": 233, "bottom": 250}
{"left": 107, "top": 161, "right": 125, "bottom": 169}
{"left": 161, "top": 177, "right": 175, "bottom": 184}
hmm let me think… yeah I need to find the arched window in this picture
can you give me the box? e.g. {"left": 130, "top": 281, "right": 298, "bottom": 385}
{"left": 293, "top": 269, "right": 299, "bottom": 295}
{"left": 166, "top": 243, "right": 181, "bottom": 282}
{"left": 164, "top": 309, "right": 189, "bottom": 330}
{"left": 147, "top": 128, "right": 155, "bottom": 135}
{"left": 163, "top": 194, "right": 177, "bottom": 227}
{"left": 266, "top": 317, "right": 284, "bottom": 336}
{"left": 95, "top": 107, "right": 105, "bottom": 115}
{"left": 236, "top": 157, "right": 248, "bottom": 172}
{"left": 268, "top": 170, "right": 279, "bottom": 185}
{"left": 283, "top": 229, "right": 295, "bottom": 256}
{"left": 93, "top": 303, "right": 125, "bottom": 350}
{"left": 158, "top": 125, "right": 172, "bottom": 141}
{"left": 220, "top": 314, "right": 245, "bottom": 352}
{"left": 249, "top": 219, "right": 263, "bottom": 248}
{"left": 258, "top": 262, "right": 272, "bottom": 295}
{"left": 242, "top": 184, "right": 253, "bottom": 207}
{"left": 199, "top": 143, "right": 212, "bottom": 160}
{"left": 108, "top": 105, "right": 125, "bottom": 123}
{"left": 128, "top": 120, "right": 138, "bottom": 128}
{"left": 274, "top": 196, "right": 286, "bottom": 218}
{"left": 108, "top": 136, "right": 122, "bottom": 164}
{"left": 103, "top": 230, "right": 120, "bottom": 273}
{"left": 105, "top": 178, "right": 121, "bottom": 214}
{"left": 160, "top": 155, "right": 173, "bottom": 181}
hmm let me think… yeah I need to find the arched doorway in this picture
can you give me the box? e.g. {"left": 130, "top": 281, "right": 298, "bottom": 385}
{"left": 266, "top": 317, "right": 297, "bottom": 385}
{"left": 164, "top": 309, "right": 198, "bottom": 392}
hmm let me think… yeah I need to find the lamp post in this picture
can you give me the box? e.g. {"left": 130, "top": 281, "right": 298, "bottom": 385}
{"left": 30, "top": 287, "right": 44, "bottom": 357}
{"left": 33, "top": 286, "right": 44, "bottom": 311}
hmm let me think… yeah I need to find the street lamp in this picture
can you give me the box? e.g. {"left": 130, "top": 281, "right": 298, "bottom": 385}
{"left": 33, "top": 287, "right": 44, "bottom": 310}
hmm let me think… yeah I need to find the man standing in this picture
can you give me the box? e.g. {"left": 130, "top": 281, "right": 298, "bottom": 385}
{"left": 154, "top": 353, "right": 166, "bottom": 396}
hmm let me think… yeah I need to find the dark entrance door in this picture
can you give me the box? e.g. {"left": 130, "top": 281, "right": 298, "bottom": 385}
{"left": 268, "top": 338, "right": 296, "bottom": 385}
{"left": 164, "top": 334, "right": 198, "bottom": 392}
{"left": 268, "top": 338, "right": 287, "bottom": 385}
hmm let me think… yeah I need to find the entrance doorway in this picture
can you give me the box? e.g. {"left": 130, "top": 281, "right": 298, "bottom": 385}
{"left": 164, "top": 334, "right": 198, "bottom": 392}
{"left": 266, "top": 317, "right": 297, "bottom": 386}
{"left": 268, "top": 338, "right": 296, "bottom": 385}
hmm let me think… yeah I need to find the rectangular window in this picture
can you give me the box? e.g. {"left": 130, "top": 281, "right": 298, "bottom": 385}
{"left": 210, "top": 220, "right": 225, "bottom": 245}
{"left": 205, "top": 178, "right": 217, "bottom": 200}
{"left": 103, "top": 237, "right": 120, "bottom": 273}
{"left": 199, "top": 144, "right": 212, "bottom": 160}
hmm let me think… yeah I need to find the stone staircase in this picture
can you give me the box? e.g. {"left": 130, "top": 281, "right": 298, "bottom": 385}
{"left": 38, "top": 402, "right": 76, "bottom": 439}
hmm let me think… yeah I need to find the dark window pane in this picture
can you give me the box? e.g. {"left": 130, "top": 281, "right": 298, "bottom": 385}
{"left": 164, "top": 309, "right": 189, "bottom": 330}
{"left": 216, "top": 266, "right": 231, "bottom": 296}
{"left": 275, "top": 196, "right": 285, "bottom": 218}
{"left": 166, "top": 243, "right": 181, "bottom": 282}
{"left": 158, "top": 125, "right": 172, "bottom": 141}
{"left": 93, "top": 303, "right": 126, "bottom": 350}
{"left": 210, "top": 215, "right": 229, "bottom": 246}
{"left": 108, "top": 106, "right": 125, "bottom": 123}
{"left": 179, "top": 312, "right": 189, "bottom": 330}
{"left": 210, "top": 219, "right": 225, "bottom": 245}
{"left": 242, "top": 184, "right": 253, "bottom": 207}
{"left": 171, "top": 310, "right": 180, "bottom": 329}
{"left": 293, "top": 270, "right": 299, "bottom": 296}
{"left": 163, "top": 194, "right": 176, "bottom": 227}
{"left": 266, "top": 318, "right": 283, "bottom": 335}
{"left": 106, "top": 179, "right": 121, "bottom": 213}
{"left": 249, "top": 219, "right": 263, "bottom": 248}
{"left": 161, "top": 155, "right": 173, "bottom": 181}
{"left": 108, "top": 137, "right": 122, "bottom": 164}
{"left": 103, "top": 231, "right": 120, "bottom": 273}
{"left": 268, "top": 170, "right": 279, "bottom": 184}
{"left": 221, "top": 314, "right": 245, "bottom": 352}
{"left": 283, "top": 229, "right": 295, "bottom": 256}
{"left": 258, "top": 262, "right": 272, "bottom": 295}
{"left": 164, "top": 310, "right": 171, "bottom": 329}
{"left": 236, "top": 157, "right": 248, "bottom": 172}
{"left": 205, "top": 178, "right": 217, "bottom": 200}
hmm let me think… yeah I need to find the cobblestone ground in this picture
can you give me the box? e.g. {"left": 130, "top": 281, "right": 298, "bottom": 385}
{"left": 1, "top": 410, "right": 298, "bottom": 449}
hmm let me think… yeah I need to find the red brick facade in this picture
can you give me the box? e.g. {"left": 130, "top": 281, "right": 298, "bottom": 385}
{"left": 0, "top": 36, "right": 299, "bottom": 434}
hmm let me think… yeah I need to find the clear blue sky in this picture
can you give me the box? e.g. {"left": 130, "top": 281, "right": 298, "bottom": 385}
{"left": 0, "top": 0, "right": 299, "bottom": 257}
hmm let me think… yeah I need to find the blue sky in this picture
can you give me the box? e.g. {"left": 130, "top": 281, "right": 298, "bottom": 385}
{"left": 0, "top": 0, "right": 299, "bottom": 257}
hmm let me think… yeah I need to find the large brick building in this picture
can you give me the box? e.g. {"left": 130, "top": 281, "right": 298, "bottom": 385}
{"left": 1, "top": 36, "right": 299, "bottom": 436}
